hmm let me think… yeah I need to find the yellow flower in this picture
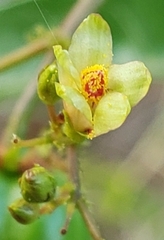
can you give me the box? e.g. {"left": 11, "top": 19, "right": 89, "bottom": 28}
{"left": 54, "top": 14, "right": 151, "bottom": 139}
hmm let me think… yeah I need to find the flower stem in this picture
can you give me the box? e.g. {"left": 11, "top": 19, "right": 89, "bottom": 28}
{"left": 47, "top": 105, "right": 58, "bottom": 124}
{"left": 46, "top": 105, "right": 64, "bottom": 129}
{"left": 66, "top": 145, "right": 104, "bottom": 240}
{"left": 77, "top": 199, "right": 105, "bottom": 240}
{"left": 66, "top": 145, "right": 81, "bottom": 200}
{"left": 12, "top": 135, "right": 50, "bottom": 148}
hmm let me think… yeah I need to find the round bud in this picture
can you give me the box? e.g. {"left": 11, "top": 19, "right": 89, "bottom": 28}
{"left": 60, "top": 228, "right": 67, "bottom": 235}
{"left": 37, "top": 62, "right": 59, "bottom": 105}
{"left": 8, "top": 198, "right": 40, "bottom": 224}
{"left": 19, "top": 165, "right": 56, "bottom": 203}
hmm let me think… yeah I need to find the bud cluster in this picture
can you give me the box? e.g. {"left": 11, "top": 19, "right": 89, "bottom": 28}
{"left": 8, "top": 165, "right": 75, "bottom": 226}
{"left": 8, "top": 165, "right": 57, "bottom": 224}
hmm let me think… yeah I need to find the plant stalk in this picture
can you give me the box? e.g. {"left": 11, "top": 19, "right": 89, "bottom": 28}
{"left": 66, "top": 145, "right": 104, "bottom": 240}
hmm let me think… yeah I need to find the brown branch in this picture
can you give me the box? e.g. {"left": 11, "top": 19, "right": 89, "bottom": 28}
{"left": 59, "top": 0, "right": 105, "bottom": 37}
{"left": 0, "top": 35, "right": 55, "bottom": 72}
{"left": 66, "top": 145, "right": 81, "bottom": 199}
{"left": 66, "top": 145, "right": 105, "bottom": 240}
{"left": 77, "top": 199, "right": 105, "bottom": 240}
{"left": 0, "top": 53, "right": 53, "bottom": 146}
{"left": 0, "top": 0, "right": 105, "bottom": 72}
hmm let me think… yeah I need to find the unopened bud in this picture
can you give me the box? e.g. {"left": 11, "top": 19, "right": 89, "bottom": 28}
{"left": 19, "top": 165, "right": 56, "bottom": 203}
{"left": 37, "top": 62, "right": 59, "bottom": 105}
{"left": 8, "top": 198, "right": 39, "bottom": 224}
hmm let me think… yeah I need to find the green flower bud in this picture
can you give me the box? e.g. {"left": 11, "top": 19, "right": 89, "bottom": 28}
{"left": 19, "top": 165, "right": 56, "bottom": 203}
{"left": 8, "top": 198, "right": 40, "bottom": 224}
{"left": 37, "top": 62, "right": 59, "bottom": 105}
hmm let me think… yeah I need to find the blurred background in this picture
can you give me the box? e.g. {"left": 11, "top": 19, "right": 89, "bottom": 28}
{"left": 0, "top": 0, "right": 164, "bottom": 239}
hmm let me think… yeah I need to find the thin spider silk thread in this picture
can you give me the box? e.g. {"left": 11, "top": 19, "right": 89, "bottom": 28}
{"left": 33, "top": 0, "right": 57, "bottom": 41}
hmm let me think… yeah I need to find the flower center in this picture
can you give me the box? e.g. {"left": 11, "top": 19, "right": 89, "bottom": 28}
{"left": 81, "top": 64, "right": 108, "bottom": 105}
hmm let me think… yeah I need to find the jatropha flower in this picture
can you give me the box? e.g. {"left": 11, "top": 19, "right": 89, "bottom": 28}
{"left": 54, "top": 14, "right": 151, "bottom": 139}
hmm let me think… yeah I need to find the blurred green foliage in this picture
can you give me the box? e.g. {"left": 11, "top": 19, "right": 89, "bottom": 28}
{"left": 0, "top": 0, "right": 164, "bottom": 239}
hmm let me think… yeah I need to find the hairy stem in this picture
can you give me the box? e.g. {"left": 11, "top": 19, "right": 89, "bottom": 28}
{"left": 66, "top": 145, "right": 104, "bottom": 240}
{"left": 66, "top": 145, "right": 81, "bottom": 200}
{"left": 77, "top": 199, "right": 105, "bottom": 240}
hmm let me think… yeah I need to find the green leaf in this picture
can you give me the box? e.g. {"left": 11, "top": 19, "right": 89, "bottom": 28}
{"left": 0, "top": 0, "right": 33, "bottom": 11}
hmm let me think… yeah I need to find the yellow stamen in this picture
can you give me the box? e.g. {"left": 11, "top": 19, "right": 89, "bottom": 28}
{"left": 81, "top": 64, "right": 108, "bottom": 106}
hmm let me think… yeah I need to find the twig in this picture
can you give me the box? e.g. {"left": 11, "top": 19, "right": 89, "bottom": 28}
{"left": 1, "top": 78, "right": 36, "bottom": 145}
{"left": 66, "top": 145, "right": 81, "bottom": 200}
{"left": 0, "top": 53, "right": 53, "bottom": 146}
{"left": 12, "top": 135, "right": 51, "bottom": 148}
{"left": 66, "top": 145, "right": 104, "bottom": 240}
{"left": 0, "top": 36, "right": 55, "bottom": 72}
{"left": 77, "top": 199, "right": 105, "bottom": 240}
{"left": 0, "top": 0, "right": 105, "bottom": 72}
{"left": 59, "top": 0, "right": 105, "bottom": 37}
